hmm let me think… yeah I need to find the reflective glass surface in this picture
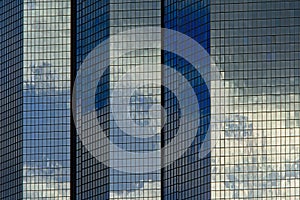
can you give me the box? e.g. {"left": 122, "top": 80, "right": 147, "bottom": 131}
{"left": 75, "top": 0, "right": 110, "bottom": 199}
{"left": 74, "top": 0, "right": 300, "bottom": 199}
{"left": 1, "top": 0, "right": 70, "bottom": 199}
{"left": 76, "top": 0, "right": 161, "bottom": 199}
{"left": 23, "top": 0, "right": 70, "bottom": 199}
{"left": 210, "top": 0, "right": 300, "bottom": 199}
{"left": 162, "top": 0, "right": 211, "bottom": 199}
{"left": 109, "top": 1, "right": 161, "bottom": 199}
{"left": 0, "top": 1, "right": 24, "bottom": 199}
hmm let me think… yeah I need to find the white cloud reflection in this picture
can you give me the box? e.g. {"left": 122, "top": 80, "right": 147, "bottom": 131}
{"left": 23, "top": 162, "right": 69, "bottom": 199}
{"left": 110, "top": 181, "right": 161, "bottom": 199}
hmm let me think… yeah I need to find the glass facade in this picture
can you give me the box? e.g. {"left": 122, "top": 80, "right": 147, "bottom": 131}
{"left": 109, "top": 1, "right": 161, "bottom": 199}
{"left": 162, "top": 0, "right": 211, "bottom": 199}
{"left": 0, "top": 1, "right": 23, "bottom": 198}
{"left": 75, "top": 0, "right": 161, "bottom": 199}
{"left": 75, "top": 0, "right": 110, "bottom": 198}
{"left": 210, "top": 1, "right": 300, "bottom": 199}
{"left": 1, "top": 0, "right": 70, "bottom": 199}
{"left": 2, "top": 0, "right": 300, "bottom": 198}
{"left": 74, "top": 0, "right": 299, "bottom": 199}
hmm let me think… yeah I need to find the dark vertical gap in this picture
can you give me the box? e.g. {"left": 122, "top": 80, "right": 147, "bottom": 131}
{"left": 70, "top": 0, "right": 77, "bottom": 199}
{"left": 160, "top": 0, "right": 165, "bottom": 199}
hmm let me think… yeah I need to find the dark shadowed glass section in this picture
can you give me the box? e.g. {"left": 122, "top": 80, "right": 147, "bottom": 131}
{"left": 162, "top": 0, "right": 211, "bottom": 199}
{"left": 0, "top": 1, "right": 24, "bottom": 199}
{"left": 75, "top": 0, "right": 110, "bottom": 199}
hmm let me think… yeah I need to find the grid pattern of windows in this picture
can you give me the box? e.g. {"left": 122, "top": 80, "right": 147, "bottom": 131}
{"left": 1, "top": 0, "right": 70, "bottom": 199}
{"left": 162, "top": 0, "right": 211, "bottom": 199}
{"left": 109, "top": 1, "right": 161, "bottom": 199}
{"left": 75, "top": 0, "right": 162, "bottom": 199}
{"left": 75, "top": 0, "right": 110, "bottom": 199}
{"left": 74, "top": 1, "right": 300, "bottom": 199}
{"left": 210, "top": 1, "right": 300, "bottom": 199}
{"left": 0, "top": 1, "right": 23, "bottom": 199}
{"left": 22, "top": 1, "right": 71, "bottom": 199}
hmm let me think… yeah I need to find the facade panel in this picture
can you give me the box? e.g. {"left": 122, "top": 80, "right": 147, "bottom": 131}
{"left": 162, "top": 0, "right": 211, "bottom": 199}
{"left": 210, "top": 0, "right": 300, "bottom": 199}
{"left": 75, "top": 0, "right": 162, "bottom": 199}
{"left": 1, "top": 0, "right": 71, "bottom": 199}
{"left": 75, "top": 0, "right": 110, "bottom": 199}
{"left": 0, "top": 1, "right": 24, "bottom": 198}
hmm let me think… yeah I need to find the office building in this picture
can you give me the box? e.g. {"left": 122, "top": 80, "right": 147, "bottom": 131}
{"left": 2, "top": 0, "right": 299, "bottom": 199}
{"left": 74, "top": 1, "right": 300, "bottom": 199}
{"left": 0, "top": 0, "right": 70, "bottom": 199}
